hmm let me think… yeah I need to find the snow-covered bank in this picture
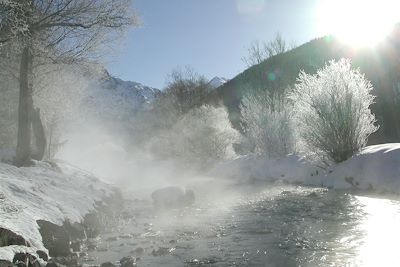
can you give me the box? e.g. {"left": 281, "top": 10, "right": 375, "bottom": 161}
{"left": 324, "top": 143, "right": 400, "bottom": 192}
{"left": 0, "top": 161, "right": 113, "bottom": 262}
{"left": 212, "top": 143, "right": 400, "bottom": 194}
{"left": 210, "top": 154, "right": 321, "bottom": 185}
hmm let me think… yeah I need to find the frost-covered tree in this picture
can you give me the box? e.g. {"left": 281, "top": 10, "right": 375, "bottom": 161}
{"left": 0, "top": 0, "right": 138, "bottom": 166}
{"left": 33, "top": 64, "right": 91, "bottom": 159}
{"left": 240, "top": 89, "right": 295, "bottom": 158}
{"left": 289, "top": 59, "right": 379, "bottom": 163}
{"left": 147, "top": 105, "right": 240, "bottom": 166}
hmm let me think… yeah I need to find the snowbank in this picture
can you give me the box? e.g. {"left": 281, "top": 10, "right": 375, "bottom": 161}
{"left": 0, "top": 161, "right": 113, "bottom": 262}
{"left": 211, "top": 154, "right": 322, "bottom": 185}
{"left": 324, "top": 143, "right": 400, "bottom": 192}
{"left": 212, "top": 143, "right": 400, "bottom": 194}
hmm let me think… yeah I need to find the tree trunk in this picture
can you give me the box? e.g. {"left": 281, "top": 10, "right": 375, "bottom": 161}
{"left": 31, "top": 107, "right": 47, "bottom": 161}
{"left": 14, "top": 47, "right": 34, "bottom": 167}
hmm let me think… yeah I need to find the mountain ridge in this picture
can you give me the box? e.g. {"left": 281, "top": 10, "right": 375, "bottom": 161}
{"left": 209, "top": 25, "right": 400, "bottom": 143}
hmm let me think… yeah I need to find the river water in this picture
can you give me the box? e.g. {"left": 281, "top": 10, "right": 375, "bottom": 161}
{"left": 81, "top": 182, "right": 400, "bottom": 266}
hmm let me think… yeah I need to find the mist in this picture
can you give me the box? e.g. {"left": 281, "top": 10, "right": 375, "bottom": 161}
{"left": 33, "top": 63, "right": 241, "bottom": 200}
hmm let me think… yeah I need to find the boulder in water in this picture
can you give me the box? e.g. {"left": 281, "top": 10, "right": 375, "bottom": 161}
{"left": 151, "top": 186, "right": 195, "bottom": 208}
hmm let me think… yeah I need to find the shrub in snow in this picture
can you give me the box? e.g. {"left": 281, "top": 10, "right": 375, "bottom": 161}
{"left": 148, "top": 105, "right": 241, "bottom": 166}
{"left": 240, "top": 89, "right": 295, "bottom": 158}
{"left": 289, "top": 59, "right": 378, "bottom": 163}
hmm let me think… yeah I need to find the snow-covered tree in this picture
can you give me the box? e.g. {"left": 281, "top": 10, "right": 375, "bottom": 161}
{"left": 240, "top": 89, "right": 295, "bottom": 158}
{"left": 0, "top": 0, "right": 138, "bottom": 166}
{"left": 289, "top": 59, "right": 379, "bottom": 163}
{"left": 33, "top": 64, "right": 91, "bottom": 159}
{"left": 147, "top": 105, "right": 241, "bottom": 166}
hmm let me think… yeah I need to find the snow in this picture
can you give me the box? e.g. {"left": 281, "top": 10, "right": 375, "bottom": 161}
{"left": 100, "top": 76, "right": 160, "bottom": 106}
{"left": 88, "top": 74, "right": 160, "bottom": 115}
{"left": 324, "top": 143, "right": 400, "bottom": 192}
{"left": 208, "top": 76, "right": 228, "bottom": 89}
{"left": 0, "top": 161, "right": 113, "bottom": 262}
{"left": 78, "top": 66, "right": 160, "bottom": 124}
{"left": 212, "top": 143, "right": 400, "bottom": 194}
{"left": 211, "top": 154, "right": 321, "bottom": 185}
{"left": 1, "top": 143, "right": 399, "bottom": 261}
{"left": 0, "top": 246, "right": 45, "bottom": 265}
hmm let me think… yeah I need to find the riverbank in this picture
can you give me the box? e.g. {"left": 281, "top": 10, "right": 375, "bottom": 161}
{"left": 0, "top": 160, "right": 115, "bottom": 265}
{"left": 1, "top": 143, "right": 399, "bottom": 265}
{"left": 212, "top": 143, "right": 400, "bottom": 194}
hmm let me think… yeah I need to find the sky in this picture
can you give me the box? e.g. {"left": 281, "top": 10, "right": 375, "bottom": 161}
{"left": 105, "top": 0, "right": 327, "bottom": 89}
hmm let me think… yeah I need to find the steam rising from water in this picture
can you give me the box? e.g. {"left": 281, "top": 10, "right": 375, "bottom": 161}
{"left": 52, "top": 65, "right": 239, "bottom": 197}
{"left": 57, "top": 122, "right": 202, "bottom": 192}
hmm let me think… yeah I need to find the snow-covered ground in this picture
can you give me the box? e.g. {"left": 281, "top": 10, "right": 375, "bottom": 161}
{"left": 212, "top": 143, "right": 400, "bottom": 194}
{"left": 324, "top": 143, "right": 400, "bottom": 192}
{"left": 0, "top": 161, "right": 113, "bottom": 262}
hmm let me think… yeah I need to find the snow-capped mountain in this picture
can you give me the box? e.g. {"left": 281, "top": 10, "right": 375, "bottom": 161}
{"left": 101, "top": 74, "right": 160, "bottom": 106}
{"left": 82, "top": 66, "right": 161, "bottom": 122}
{"left": 208, "top": 76, "right": 228, "bottom": 89}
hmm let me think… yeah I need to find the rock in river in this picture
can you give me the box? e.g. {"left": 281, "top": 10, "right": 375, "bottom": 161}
{"left": 151, "top": 186, "right": 195, "bottom": 209}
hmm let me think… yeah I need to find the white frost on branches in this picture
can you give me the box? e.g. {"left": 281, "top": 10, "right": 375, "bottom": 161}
{"left": 289, "top": 58, "right": 379, "bottom": 163}
{"left": 147, "top": 105, "right": 241, "bottom": 166}
{"left": 240, "top": 90, "right": 295, "bottom": 158}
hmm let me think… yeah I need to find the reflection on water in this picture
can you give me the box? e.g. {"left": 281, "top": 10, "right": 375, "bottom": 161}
{"left": 356, "top": 196, "right": 400, "bottom": 267}
{"left": 82, "top": 183, "right": 400, "bottom": 266}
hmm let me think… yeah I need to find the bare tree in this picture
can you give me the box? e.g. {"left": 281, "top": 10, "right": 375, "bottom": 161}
{"left": 0, "top": 0, "right": 138, "bottom": 166}
{"left": 163, "top": 66, "right": 211, "bottom": 114}
{"left": 242, "top": 33, "right": 295, "bottom": 67}
{"left": 241, "top": 40, "right": 268, "bottom": 67}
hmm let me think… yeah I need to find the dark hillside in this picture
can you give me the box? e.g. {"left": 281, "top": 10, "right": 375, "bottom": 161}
{"left": 209, "top": 25, "right": 400, "bottom": 143}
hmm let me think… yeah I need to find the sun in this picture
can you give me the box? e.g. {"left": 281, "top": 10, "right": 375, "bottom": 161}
{"left": 317, "top": 0, "right": 400, "bottom": 47}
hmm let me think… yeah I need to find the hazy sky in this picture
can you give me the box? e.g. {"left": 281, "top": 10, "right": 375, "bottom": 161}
{"left": 106, "top": 0, "right": 325, "bottom": 89}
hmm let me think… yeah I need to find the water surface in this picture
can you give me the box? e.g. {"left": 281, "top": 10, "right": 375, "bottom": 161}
{"left": 81, "top": 182, "right": 400, "bottom": 266}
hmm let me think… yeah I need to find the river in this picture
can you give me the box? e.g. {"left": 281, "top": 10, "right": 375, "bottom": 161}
{"left": 80, "top": 182, "right": 400, "bottom": 266}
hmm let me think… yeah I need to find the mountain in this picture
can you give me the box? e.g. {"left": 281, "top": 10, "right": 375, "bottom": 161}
{"left": 209, "top": 24, "right": 400, "bottom": 144}
{"left": 208, "top": 76, "right": 228, "bottom": 89}
{"left": 101, "top": 74, "right": 161, "bottom": 106}
{"left": 82, "top": 66, "right": 161, "bottom": 123}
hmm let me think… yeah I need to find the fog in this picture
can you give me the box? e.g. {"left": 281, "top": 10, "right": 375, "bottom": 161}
{"left": 34, "top": 64, "right": 241, "bottom": 199}
{"left": 57, "top": 123, "right": 202, "bottom": 191}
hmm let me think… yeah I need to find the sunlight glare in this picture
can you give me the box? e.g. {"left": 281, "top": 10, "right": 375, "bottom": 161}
{"left": 355, "top": 196, "right": 400, "bottom": 266}
{"left": 317, "top": 0, "right": 400, "bottom": 47}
